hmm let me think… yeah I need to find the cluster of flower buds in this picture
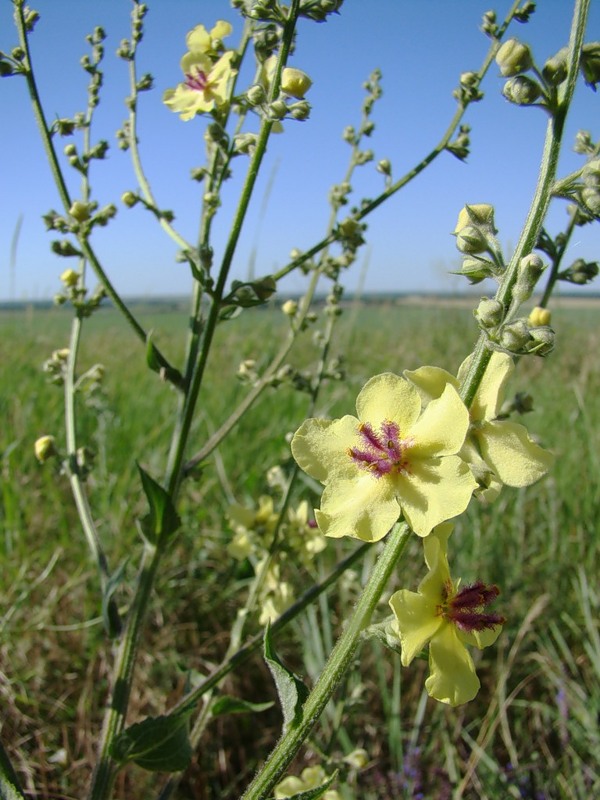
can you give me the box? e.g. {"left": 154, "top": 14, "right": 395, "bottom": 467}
{"left": 55, "top": 269, "right": 107, "bottom": 317}
{"left": 453, "top": 71, "right": 483, "bottom": 105}
{"left": 559, "top": 257, "right": 599, "bottom": 285}
{"left": 578, "top": 158, "right": 600, "bottom": 218}
{"left": 453, "top": 204, "right": 503, "bottom": 283}
{"left": 42, "top": 348, "right": 70, "bottom": 386}
{"left": 298, "top": 0, "right": 344, "bottom": 23}
{"left": 496, "top": 317, "right": 555, "bottom": 357}
{"left": 446, "top": 124, "right": 471, "bottom": 161}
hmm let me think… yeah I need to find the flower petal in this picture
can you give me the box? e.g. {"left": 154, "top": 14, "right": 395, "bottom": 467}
{"left": 396, "top": 456, "right": 476, "bottom": 537}
{"left": 389, "top": 590, "right": 442, "bottom": 666}
{"left": 460, "top": 351, "right": 513, "bottom": 422}
{"left": 291, "top": 415, "right": 360, "bottom": 482}
{"left": 426, "top": 623, "right": 480, "bottom": 706}
{"left": 404, "top": 365, "right": 458, "bottom": 404}
{"left": 356, "top": 373, "right": 421, "bottom": 431}
{"left": 409, "top": 384, "right": 470, "bottom": 457}
{"left": 317, "top": 475, "right": 400, "bottom": 542}
{"left": 477, "top": 420, "right": 553, "bottom": 487}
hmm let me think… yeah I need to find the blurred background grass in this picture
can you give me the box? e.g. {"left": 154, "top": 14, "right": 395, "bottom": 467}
{"left": 0, "top": 299, "right": 598, "bottom": 799}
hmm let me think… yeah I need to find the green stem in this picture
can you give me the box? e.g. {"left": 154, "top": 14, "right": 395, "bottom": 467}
{"left": 460, "top": 0, "right": 591, "bottom": 407}
{"left": 241, "top": 522, "right": 411, "bottom": 800}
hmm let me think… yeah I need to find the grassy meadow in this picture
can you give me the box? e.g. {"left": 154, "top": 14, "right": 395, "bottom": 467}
{"left": 1, "top": 299, "right": 599, "bottom": 799}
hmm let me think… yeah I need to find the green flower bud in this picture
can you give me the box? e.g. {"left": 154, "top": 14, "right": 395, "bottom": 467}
{"left": 582, "top": 158, "right": 600, "bottom": 187}
{"left": 502, "top": 75, "right": 543, "bottom": 105}
{"left": 52, "top": 240, "right": 81, "bottom": 257}
{"left": 475, "top": 297, "right": 504, "bottom": 328}
{"left": 528, "top": 306, "right": 551, "bottom": 327}
{"left": 574, "top": 130, "right": 595, "bottom": 155}
{"left": 581, "top": 186, "right": 600, "bottom": 216}
{"left": 281, "top": 67, "right": 312, "bottom": 98}
{"left": 121, "top": 191, "right": 138, "bottom": 207}
{"left": 69, "top": 200, "right": 91, "bottom": 222}
{"left": 513, "top": 253, "right": 545, "bottom": 302}
{"left": 233, "top": 133, "right": 258, "bottom": 154}
{"left": 376, "top": 158, "right": 392, "bottom": 176}
{"left": 453, "top": 256, "right": 496, "bottom": 284}
{"left": 498, "top": 319, "right": 532, "bottom": 353}
{"left": 481, "top": 10, "right": 497, "bottom": 37}
{"left": 246, "top": 84, "right": 266, "bottom": 106}
{"left": 560, "top": 257, "right": 599, "bottom": 285}
{"left": 289, "top": 100, "right": 310, "bottom": 120}
{"left": 24, "top": 9, "right": 40, "bottom": 31}
{"left": 581, "top": 42, "right": 600, "bottom": 90}
{"left": 64, "top": 143, "right": 77, "bottom": 157}
{"left": 269, "top": 99, "right": 288, "bottom": 120}
{"left": 495, "top": 38, "right": 533, "bottom": 77}
{"left": 527, "top": 325, "right": 555, "bottom": 356}
{"left": 342, "top": 125, "right": 356, "bottom": 143}
{"left": 542, "top": 47, "right": 568, "bottom": 86}
{"left": 455, "top": 225, "right": 489, "bottom": 255}
{"left": 34, "top": 435, "right": 57, "bottom": 463}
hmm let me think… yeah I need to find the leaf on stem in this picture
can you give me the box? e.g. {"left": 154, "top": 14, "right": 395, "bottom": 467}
{"left": 137, "top": 464, "right": 181, "bottom": 545}
{"left": 109, "top": 708, "right": 194, "bottom": 772}
{"left": 263, "top": 622, "right": 308, "bottom": 733}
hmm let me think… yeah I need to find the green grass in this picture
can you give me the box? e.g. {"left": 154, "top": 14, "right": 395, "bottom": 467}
{"left": 0, "top": 301, "right": 599, "bottom": 799}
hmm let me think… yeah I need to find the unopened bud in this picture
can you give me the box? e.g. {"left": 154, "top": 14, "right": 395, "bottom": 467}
{"left": 495, "top": 38, "right": 533, "bottom": 77}
{"left": 582, "top": 159, "right": 600, "bottom": 187}
{"left": 527, "top": 325, "right": 555, "bottom": 356}
{"left": 121, "top": 191, "right": 138, "bottom": 207}
{"left": 513, "top": 253, "right": 545, "bottom": 302}
{"left": 282, "top": 299, "right": 298, "bottom": 316}
{"left": 475, "top": 297, "right": 504, "bottom": 328}
{"left": 528, "top": 306, "right": 551, "bottom": 327}
{"left": 344, "top": 748, "right": 369, "bottom": 770}
{"left": 502, "top": 75, "right": 543, "bottom": 105}
{"left": 498, "top": 319, "right": 531, "bottom": 352}
{"left": 542, "top": 47, "right": 568, "bottom": 86}
{"left": 69, "top": 201, "right": 91, "bottom": 222}
{"left": 454, "top": 256, "right": 497, "bottom": 284}
{"left": 269, "top": 99, "right": 288, "bottom": 119}
{"left": 455, "top": 225, "right": 489, "bottom": 255}
{"left": 281, "top": 67, "right": 312, "bottom": 98}
{"left": 289, "top": 100, "right": 310, "bottom": 120}
{"left": 560, "top": 257, "right": 599, "bottom": 285}
{"left": 580, "top": 42, "right": 600, "bottom": 90}
{"left": 454, "top": 204, "right": 496, "bottom": 234}
{"left": 376, "top": 158, "right": 392, "bottom": 176}
{"left": 60, "top": 268, "right": 79, "bottom": 287}
{"left": 246, "top": 84, "right": 266, "bottom": 106}
{"left": 34, "top": 435, "right": 57, "bottom": 463}
{"left": 581, "top": 186, "right": 600, "bottom": 216}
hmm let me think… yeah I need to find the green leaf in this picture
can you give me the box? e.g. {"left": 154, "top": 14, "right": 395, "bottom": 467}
{"left": 0, "top": 738, "right": 27, "bottom": 800}
{"left": 137, "top": 464, "right": 181, "bottom": 545}
{"left": 145, "top": 333, "right": 162, "bottom": 372}
{"left": 211, "top": 694, "right": 274, "bottom": 718}
{"left": 263, "top": 623, "right": 308, "bottom": 733}
{"left": 110, "top": 709, "right": 194, "bottom": 773}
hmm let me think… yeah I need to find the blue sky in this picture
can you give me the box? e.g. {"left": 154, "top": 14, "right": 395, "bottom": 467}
{"left": 1, "top": 0, "right": 598, "bottom": 301}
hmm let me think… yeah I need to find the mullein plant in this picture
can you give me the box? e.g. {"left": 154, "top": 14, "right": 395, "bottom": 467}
{"left": 2, "top": 0, "right": 599, "bottom": 798}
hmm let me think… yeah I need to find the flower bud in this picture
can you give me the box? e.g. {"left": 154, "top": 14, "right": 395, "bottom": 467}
{"left": 121, "top": 191, "right": 138, "bottom": 207}
{"left": 475, "top": 297, "right": 504, "bottom": 328}
{"left": 246, "top": 83, "right": 266, "bottom": 106}
{"left": 581, "top": 186, "right": 600, "bottom": 217}
{"left": 542, "top": 47, "right": 568, "bottom": 86}
{"left": 233, "top": 133, "right": 258, "bottom": 154}
{"left": 560, "top": 257, "right": 599, "bottom": 285}
{"left": 454, "top": 204, "right": 496, "bottom": 234}
{"left": 453, "top": 256, "right": 496, "bottom": 284}
{"left": 582, "top": 159, "right": 600, "bottom": 188}
{"left": 281, "top": 67, "right": 312, "bottom": 98}
{"left": 64, "top": 143, "right": 77, "bottom": 157}
{"left": 60, "top": 268, "right": 79, "bottom": 287}
{"left": 269, "top": 99, "right": 288, "bottom": 119}
{"left": 513, "top": 253, "right": 545, "bottom": 302}
{"left": 455, "top": 225, "right": 489, "bottom": 255}
{"left": 344, "top": 748, "right": 369, "bottom": 770}
{"left": 289, "top": 100, "right": 310, "bottom": 120}
{"left": 282, "top": 299, "right": 298, "bottom": 316}
{"left": 528, "top": 306, "right": 551, "bottom": 327}
{"left": 69, "top": 200, "right": 91, "bottom": 222}
{"left": 498, "top": 319, "right": 532, "bottom": 353}
{"left": 376, "top": 158, "right": 392, "bottom": 176}
{"left": 502, "top": 75, "right": 543, "bottom": 105}
{"left": 527, "top": 325, "right": 555, "bottom": 356}
{"left": 35, "top": 435, "right": 57, "bottom": 463}
{"left": 580, "top": 42, "right": 600, "bottom": 90}
{"left": 495, "top": 38, "right": 533, "bottom": 77}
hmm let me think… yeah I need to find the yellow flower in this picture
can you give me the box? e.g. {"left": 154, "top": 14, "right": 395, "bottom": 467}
{"left": 163, "top": 50, "right": 236, "bottom": 120}
{"left": 389, "top": 524, "right": 505, "bottom": 706}
{"left": 275, "top": 766, "right": 340, "bottom": 800}
{"left": 60, "top": 268, "right": 79, "bottom": 288}
{"left": 185, "top": 20, "right": 232, "bottom": 57}
{"left": 291, "top": 372, "right": 476, "bottom": 540}
{"left": 281, "top": 67, "right": 312, "bottom": 98}
{"left": 406, "top": 351, "right": 553, "bottom": 492}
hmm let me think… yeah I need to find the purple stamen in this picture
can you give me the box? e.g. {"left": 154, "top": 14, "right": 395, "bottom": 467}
{"left": 348, "top": 419, "right": 413, "bottom": 478}
{"left": 185, "top": 69, "right": 209, "bottom": 91}
{"left": 440, "top": 580, "right": 505, "bottom": 633}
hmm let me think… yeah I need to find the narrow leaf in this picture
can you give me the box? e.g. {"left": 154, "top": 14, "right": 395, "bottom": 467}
{"left": 280, "top": 771, "right": 339, "bottom": 800}
{"left": 263, "top": 623, "right": 308, "bottom": 732}
{"left": 137, "top": 463, "right": 181, "bottom": 544}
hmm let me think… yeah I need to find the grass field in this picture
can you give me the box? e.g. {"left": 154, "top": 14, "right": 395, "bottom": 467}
{"left": 1, "top": 299, "right": 599, "bottom": 799}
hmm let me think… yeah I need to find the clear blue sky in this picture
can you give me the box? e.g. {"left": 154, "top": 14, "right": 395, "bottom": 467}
{"left": 1, "top": 0, "right": 598, "bottom": 301}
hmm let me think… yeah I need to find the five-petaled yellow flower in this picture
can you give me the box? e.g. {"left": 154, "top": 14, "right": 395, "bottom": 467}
{"left": 389, "top": 524, "right": 505, "bottom": 706}
{"left": 291, "top": 372, "right": 477, "bottom": 540}
{"left": 406, "top": 351, "right": 553, "bottom": 497}
{"left": 163, "top": 21, "right": 236, "bottom": 120}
